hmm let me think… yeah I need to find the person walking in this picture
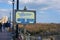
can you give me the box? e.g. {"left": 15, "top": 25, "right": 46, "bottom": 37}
{"left": 0, "top": 22, "right": 2, "bottom": 32}
{"left": 3, "top": 22, "right": 11, "bottom": 32}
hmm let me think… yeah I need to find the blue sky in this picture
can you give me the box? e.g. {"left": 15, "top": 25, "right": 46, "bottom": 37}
{"left": 0, "top": 0, "right": 60, "bottom": 23}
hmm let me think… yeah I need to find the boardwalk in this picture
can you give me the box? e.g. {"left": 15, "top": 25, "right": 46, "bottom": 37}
{"left": 0, "top": 31, "right": 12, "bottom": 40}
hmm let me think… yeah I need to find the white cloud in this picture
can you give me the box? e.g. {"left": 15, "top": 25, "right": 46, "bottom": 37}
{"left": 40, "top": 0, "right": 60, "bottom": 11}
{"left": 8, "top": 1, "right": 12, "bottom": 5}
{"left": 0, "top": 0, "right": 45, "bottom": 3}
{"left": 0, "top": 9, "right": 8, "bottom": 12}
{"left": 0, "top": 9, "right": 10, "bottom": 19}
{"left": 39, "top": 6, "right": 52, "bottom": 11}
{"left": 19, "top": 0, "right": 48, "bottom": 4}
{"left": 0, "top": 0, "right": 60, "bottom": 12}
{"left": 0, "top": 0, "right": 12, "bottom": 5}
{"left": 19, "top": 0, "right": 60, "bottom": 11}
{"left": 48, "top": 0, "right": 60, "bottom": 9}
{"left": 1, "top": 0, "right": 60, "bottom": 6}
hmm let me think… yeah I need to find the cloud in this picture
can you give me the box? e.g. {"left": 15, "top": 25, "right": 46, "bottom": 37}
{"left": 41, "top": 0, "right": 60, "bottom": 11}
{"left": 19, "top": 0, "right": 60, "bottom": 12}
{"left": 0, "top": 9, "right": 8, "bottom": 12}
{"left": 48, "top": 0, "right": 60, "bottom": 9}
{"left": 8, "top": 1, "right": 12, "bottom": 5}
{"left": 19, "top": 0, "right": 49, "bottom": 4}
{"left": 0, "top": 9, "right": 10, "bottom": 14}
{"left": 0, "top": 9, "right": 11, "bottom": 19}
{"left": 0, "top": 0, "right": 12, "bottom": 5}
{"left": 0, "top": 0, "right": 47, "bottom": 4}
{"left": 1, "top": 0, "right": 60, "bottom": 9}
{"left": 39, "top": 7, "right": 52, "bottom": 11}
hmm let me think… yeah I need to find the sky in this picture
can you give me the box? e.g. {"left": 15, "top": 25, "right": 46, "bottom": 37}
{"left": 0, "top": 0, "right": 60, "bottom": 23}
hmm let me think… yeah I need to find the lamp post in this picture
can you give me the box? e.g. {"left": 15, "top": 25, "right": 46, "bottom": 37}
{"left": 17, "top": 0, "right": 19, "bottom": 10}
{"left": 12, "top": 0, "right": 15, "bottom": 32}
{"left": 15, "top": 0, "right": 19, "bottom": 39}
{"left": 12, "top": 0, "right": 14, "bottom": 23}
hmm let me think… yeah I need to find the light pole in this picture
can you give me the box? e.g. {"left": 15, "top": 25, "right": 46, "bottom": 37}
{"left": 12, "top": 0, "right": 14, "bottom": 23}
{"left": 15, "top": 0, "right": 19, "bottom": 39}
{"left": 8, "top": 0, "right": 15, "bottom": 28}
{"left": 11, "top": 0, "right": 15, "bottom": 40}
{"left": 17, "top": 0, "right": 19, "bottom": 10}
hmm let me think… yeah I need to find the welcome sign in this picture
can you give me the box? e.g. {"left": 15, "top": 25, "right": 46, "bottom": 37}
{"left": 15, "top": 10, "right": 36, "bottom": 24}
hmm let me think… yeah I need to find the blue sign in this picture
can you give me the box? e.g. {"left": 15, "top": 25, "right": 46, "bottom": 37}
{"left": 15, "top": 10, "right": 36, "bottom": 24}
